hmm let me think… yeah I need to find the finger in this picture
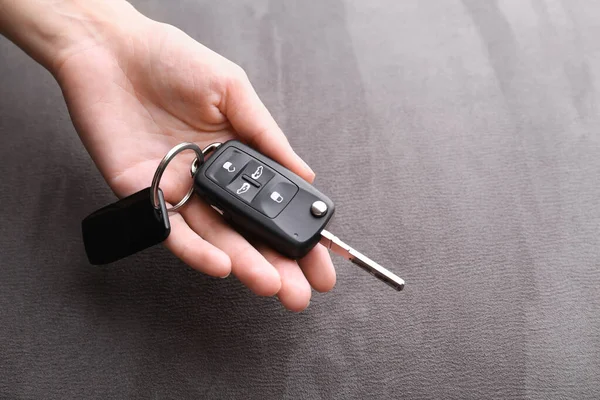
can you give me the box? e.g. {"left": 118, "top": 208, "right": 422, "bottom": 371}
{"left": 181, "top": 197, "right": 281, "bottom": 296}
{"left": 222, "top": 69, "right": 315, "bottom": 183}
{"left": 298, "top": 244, "right": 337, "bottom": 293}
{"left": 163, "top": 206, "right": 232, "bottom": 278}
{"left": 257, "top": 245, "right": 312, "bottom": 312}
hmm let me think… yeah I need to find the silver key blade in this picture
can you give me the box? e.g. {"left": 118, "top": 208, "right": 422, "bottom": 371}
{"left": 320, "top": 230, "right": 405, "bottom": 291}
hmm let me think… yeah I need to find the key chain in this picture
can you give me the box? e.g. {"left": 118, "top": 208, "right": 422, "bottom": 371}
{"left": 81, "top": 142, "right": 216, "bottom": 265}
{"left": 82, "top": 141, "right": 405, "bottom": 291}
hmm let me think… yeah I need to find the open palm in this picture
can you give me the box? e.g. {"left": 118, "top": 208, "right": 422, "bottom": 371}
{"left": 55, "top": 20, "right": 335, "bottom": 311}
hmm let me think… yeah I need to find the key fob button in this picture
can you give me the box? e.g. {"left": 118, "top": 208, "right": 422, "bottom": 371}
{"left": 227, "top": 176, "right": 261, "bottom": 203}
{"left": 207, "top": 148, "right": 251, "bottom": 186}
{"left": 242, "top": 160, "right": 275, "bottom": 186}
{"left": 253, "top": 179, "right": 298, "bottom": 218}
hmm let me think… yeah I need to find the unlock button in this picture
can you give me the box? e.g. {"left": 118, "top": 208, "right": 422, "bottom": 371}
{"left": 253, "top": 178, "right": 298, "bottom": 218}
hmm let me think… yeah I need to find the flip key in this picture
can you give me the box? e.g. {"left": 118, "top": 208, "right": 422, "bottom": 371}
{"left": 194, "top": 140, "right": 405, "bottom": 291}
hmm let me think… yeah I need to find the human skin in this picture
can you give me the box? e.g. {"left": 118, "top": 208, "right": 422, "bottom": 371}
{"left": 0, "top": 0, "right": 336, "bottom": 311}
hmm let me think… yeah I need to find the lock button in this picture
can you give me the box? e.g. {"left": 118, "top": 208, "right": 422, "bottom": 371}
{"left": 252, "top": 178, "right": 298, "bottom": 218}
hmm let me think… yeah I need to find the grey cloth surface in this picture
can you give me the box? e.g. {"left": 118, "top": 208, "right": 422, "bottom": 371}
{"left": 1, "top": 1, "right": 599, "bottom": 399}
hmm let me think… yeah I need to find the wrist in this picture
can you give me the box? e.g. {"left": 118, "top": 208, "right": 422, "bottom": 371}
{"left": 0, "top": 0, "right": 147, "bottom": 75}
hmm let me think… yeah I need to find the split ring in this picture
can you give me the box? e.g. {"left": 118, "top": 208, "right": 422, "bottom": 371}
{"left": 150, "top": 142, "right": 205, "bottom": 213}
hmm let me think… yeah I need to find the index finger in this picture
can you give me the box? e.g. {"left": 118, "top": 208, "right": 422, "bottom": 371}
{"left": 222, "top": 68, "right": 315, "bottom": 183}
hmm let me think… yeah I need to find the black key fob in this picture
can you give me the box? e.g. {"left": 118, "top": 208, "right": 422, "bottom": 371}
{"left": 82, "top": 187, "right": 170, "bottom": 265}
{"left": 194, "top": 140, "right": 335, "bottom": 259}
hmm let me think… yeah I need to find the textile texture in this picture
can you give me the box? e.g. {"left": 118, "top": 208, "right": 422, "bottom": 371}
{"left": 1, "top": 1, "right": 599, "bottom": 398}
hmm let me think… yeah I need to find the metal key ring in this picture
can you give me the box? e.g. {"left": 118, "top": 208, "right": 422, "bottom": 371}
{"left": 191, "top": 142, "right": 222, "bottom": 176}
{"left": 150, "top": 142, "right": 205, "bottom": 213}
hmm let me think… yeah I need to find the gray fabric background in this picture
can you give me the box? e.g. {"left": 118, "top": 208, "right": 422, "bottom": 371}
{"left": 1, "top": 1, "right": 599, "bottom": 399}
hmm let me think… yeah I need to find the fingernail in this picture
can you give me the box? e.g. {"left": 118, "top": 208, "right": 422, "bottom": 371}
{"left": 220, "top": 271, "right": 231, "bottom": 279}
{"left": 298, "top": 156, "right": 315, "bottom": 181}
{"left": 294, "top": 151, "right": 313, "bottom": 173}
{"left": 302, "top": 159, "right": 315, "bottom": 176}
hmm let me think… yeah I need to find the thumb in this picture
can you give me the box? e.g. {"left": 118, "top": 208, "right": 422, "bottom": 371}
{"left": 221, "top": 68, "right": 315, "bottom": 183}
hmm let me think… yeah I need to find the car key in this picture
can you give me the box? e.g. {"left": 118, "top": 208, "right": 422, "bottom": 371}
{"left": 194, "top": 140, "right": 405, "bottom": 291}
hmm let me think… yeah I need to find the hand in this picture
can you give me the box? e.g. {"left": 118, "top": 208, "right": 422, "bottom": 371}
{"left": 5, "top": 2, "right": 336, "bottom": 311}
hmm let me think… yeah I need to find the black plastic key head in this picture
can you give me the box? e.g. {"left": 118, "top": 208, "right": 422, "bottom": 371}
{"left": 82, "top": 187, "right": 170, "bottom": 265}
{"left": 194, "top": 140, "right": 335, "bottom": 259}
